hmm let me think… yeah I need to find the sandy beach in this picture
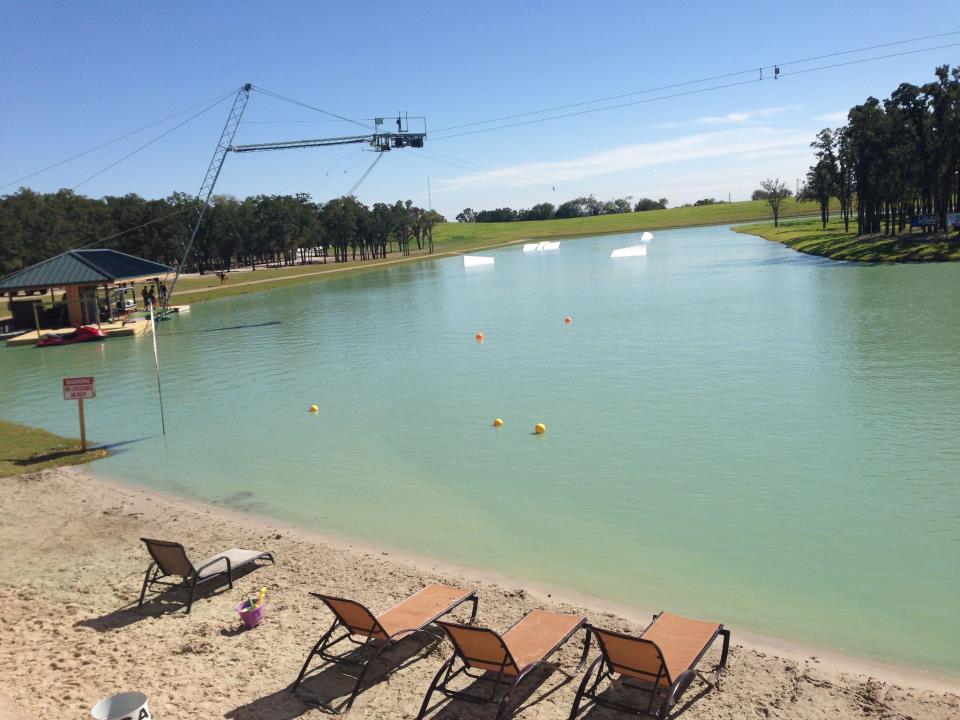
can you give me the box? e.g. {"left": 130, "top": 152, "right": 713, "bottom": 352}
{"left": 1, "top": 467, "right": 957, "bottom": 720}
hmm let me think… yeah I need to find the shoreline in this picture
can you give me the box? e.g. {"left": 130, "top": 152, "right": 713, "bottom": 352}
{"left": 169, "top": 213, "right": 824, "bottom": 307}
{"left": 3, "top": 465, "right": 958, "bottom": 719}
{"left": 733, "top": 217, "right": 960, "bottom": 263}
{"left": 84, "top": 465, "right": 960, "bottom": 692}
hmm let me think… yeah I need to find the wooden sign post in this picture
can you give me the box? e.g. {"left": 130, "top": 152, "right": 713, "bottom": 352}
{"left": 63, "top": 376, "right": 95, "bottom": 451}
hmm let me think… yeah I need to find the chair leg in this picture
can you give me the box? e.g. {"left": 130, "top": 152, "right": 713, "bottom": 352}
{"left": 416, "top": 656, "right": 454, "bottom": 720}
{"left": 185, "top": 579, "right": 197, "bottom": 614}
{"left": 137, "top": 563, "right": 156, "bottom": 608}
{"left": 569, "top": 656, "right": 603, "bottom": 720}
{"left": 342, "top": 639, "right": 393, "bottom": 712}
{"left": 291, "top": 621, "right": 339, "bottom": 691}
{"left": 718, "top": 628, "right": 731, "bottom": 669}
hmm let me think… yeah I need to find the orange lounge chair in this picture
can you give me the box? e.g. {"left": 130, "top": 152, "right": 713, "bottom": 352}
{"left": 417, "top": 609, "right": 590, "bottom": 720}
{"left": 292, "top": 584, "right": 477, "bottom": 713}
{"left": 137, "top": 538, "right": 274, "bottom": 614}
{"left": 568, "top": 612, "right": 730, "bottom": 720}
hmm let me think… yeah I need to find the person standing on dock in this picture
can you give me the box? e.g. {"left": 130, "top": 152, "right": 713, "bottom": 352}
{"left": 141, "top": 286, "right": 149, "bottom": 309}
{"left": 160, "top": 283, "right": 168, "bottom": 306}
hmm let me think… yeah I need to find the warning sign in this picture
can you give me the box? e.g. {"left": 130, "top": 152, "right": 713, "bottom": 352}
{"left": 63, "top": 376, "right": 95, "bottom": 400}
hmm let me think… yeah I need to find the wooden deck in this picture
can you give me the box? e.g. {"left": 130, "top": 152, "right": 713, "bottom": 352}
{"left": 5, "top": 317, "right": 152, "bottom": 347}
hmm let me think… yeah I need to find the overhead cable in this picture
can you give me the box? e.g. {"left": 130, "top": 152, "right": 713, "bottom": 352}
{"left": 0, "top": 89, "right": 237, "bottom": 191}
{"left": 71, "top": 94, "right": 233, "bottom": 190}
{"left": 431, "top": 41, "right": 960, "bottom": 140}
{"left": 253, "top": 86, "right": 376, "bottom": 132}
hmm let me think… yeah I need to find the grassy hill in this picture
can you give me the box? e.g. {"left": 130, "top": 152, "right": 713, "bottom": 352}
{"left": 734, "top": 216, "right": 960, "bottom": 262}
{"left": 431, "top": 198, "right": 824, "bottom": 249}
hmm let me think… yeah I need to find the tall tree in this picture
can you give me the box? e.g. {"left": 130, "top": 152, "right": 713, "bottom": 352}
{"left": 758, "top": 178, "right": 789, "bottom": 227}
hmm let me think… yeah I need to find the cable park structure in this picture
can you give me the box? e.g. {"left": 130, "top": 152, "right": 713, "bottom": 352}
{"left": 166, "top": 83, "right": 428, "bottom": 302}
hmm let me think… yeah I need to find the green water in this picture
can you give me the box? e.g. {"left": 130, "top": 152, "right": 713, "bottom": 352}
{"left": 2, "top": 226, "right": 958, "bottom": 674}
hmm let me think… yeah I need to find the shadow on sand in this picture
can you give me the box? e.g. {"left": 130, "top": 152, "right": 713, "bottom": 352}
{"left": 226, "top": 630, "right": 443, "bottom": 720}
{"left": 76, "top": 564, "right": 262, "bottom": 632}
{"left": 571, "top": 672, "right": 717, "bottom": 720}
{"left": 421, "top": 664, "right": 573, "bottom": 720}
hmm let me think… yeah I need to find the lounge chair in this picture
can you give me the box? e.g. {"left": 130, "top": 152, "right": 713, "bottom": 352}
{"left": 292, "top": 583, "right": 478, "bottom": 713}
{"left": 568, "top": 612, "right": 730, "bottom": 720}
{"left": 137, "top": 538, "right": 274, "bottom": 614}
{"left": 417, "top": 609, "right": 590, "bottom": 720}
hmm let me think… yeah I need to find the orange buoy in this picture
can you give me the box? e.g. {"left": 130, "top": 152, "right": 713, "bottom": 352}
{"left": 563, "top": 316, "right": 572, "bottom": 324}
{"left": 493, "top": 418, "right": 504, "bottom": 427}
{"left": 475, "top": 331, "right": 485, "bottom": 342}
{"left": 534, "top": 423, "right": 546, "bottom": 435}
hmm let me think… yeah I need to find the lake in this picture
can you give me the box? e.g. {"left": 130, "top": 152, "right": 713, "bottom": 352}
{"left": 2, "top": 224, "right": 958, "bottom": 674}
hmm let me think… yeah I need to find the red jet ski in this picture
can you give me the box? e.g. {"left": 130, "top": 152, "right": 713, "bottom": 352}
{"left": 36, "top": 325, "right": 107, "bottom": 347}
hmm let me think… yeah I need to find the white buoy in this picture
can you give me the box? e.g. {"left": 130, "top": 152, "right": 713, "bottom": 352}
{"left": 641, "top": 231, "right": 654, "bottom": 242}
{"left": 611, "top": 245, "right": 648, "bottom": 258}
{"left": 464, "top": 255, "right": 495, "bottom": 267}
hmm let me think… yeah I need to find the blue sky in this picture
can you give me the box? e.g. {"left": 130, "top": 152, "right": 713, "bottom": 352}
{"left": 1, "top": 1, "right": 957, "bottom": 218}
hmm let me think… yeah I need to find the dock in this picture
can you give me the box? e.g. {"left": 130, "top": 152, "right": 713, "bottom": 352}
{"left": 6, "top": 318, "right": 152, "bottom": 347}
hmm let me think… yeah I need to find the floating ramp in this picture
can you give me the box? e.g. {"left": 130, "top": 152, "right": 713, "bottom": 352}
{"left": 522, "top": 241, "right": 560, "bottom": 252}
{"left": 463, "top": 255, "right": 495, "bottom": 268}
{"left": 610, "top": 245, "right": 648, "bottom": 258}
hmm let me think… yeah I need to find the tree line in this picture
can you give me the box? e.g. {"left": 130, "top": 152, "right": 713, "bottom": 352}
{"left": 799, "top": 64, "right": 960, "bottom": 234}
{"left": 0, "top": 189, "right": 445, "bottom": 277}
{"left": 456, "top": 196, "right": 668, "bottom": 223}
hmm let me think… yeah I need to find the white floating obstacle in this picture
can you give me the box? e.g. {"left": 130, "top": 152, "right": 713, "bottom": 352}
{"left": 641, "top": 231, "right": 654, "bottom": 242}
{"left": 610, "top": 245, "right": 647, "bottom": 258}
{"left": 522, "top": 241, "right": 560, "bottom": 253}
{"left": 463, "top": 255, "right": 495, "bottom": 267}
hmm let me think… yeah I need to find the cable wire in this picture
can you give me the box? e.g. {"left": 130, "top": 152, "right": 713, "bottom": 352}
{"left": 71, "top": 94, "right": 232, "bottom": 190}
{"left": 275, "top": 147, "right": 365, "bottom": 193}
{"left": 430, "top": 31, "right": 959, "bottom": 135}
{"left": 69, "top": 203, "right": 201, "bottom": 252}
{"left": 252, "top": 86, "right": 376, "bottom": 132}
{"left": 1, "top": 89, "right": 237, "bottom": 191}
{"left": 431, "top": 42, "right": 960, "bottom": 140}
{"left": 346, "top": 152, "right": 384, "bottom": 196}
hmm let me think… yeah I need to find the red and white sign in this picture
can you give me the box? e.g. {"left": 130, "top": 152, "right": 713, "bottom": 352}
{"left": 63, "top": 376, "right": 95, "bottom": 400}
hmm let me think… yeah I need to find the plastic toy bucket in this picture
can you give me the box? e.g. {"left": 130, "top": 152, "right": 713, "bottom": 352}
{"left": 237, "top": 600, "right": 266, "bottom": 629}
{"left": 91, "top": 692, "right": 151, "bottom": 720}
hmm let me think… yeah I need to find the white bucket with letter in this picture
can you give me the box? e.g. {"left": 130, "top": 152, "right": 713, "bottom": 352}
{"left": 91, "top": 692, "right": 151, "bottom": 720}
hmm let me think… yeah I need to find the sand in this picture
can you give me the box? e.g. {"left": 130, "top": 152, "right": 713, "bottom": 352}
{"left": 1, "top": 467, "right": 957, "bottom": 720}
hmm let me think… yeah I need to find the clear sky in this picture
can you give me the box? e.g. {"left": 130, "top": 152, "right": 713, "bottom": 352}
{"left": 1, "top": 1, "right": 957, "bottom": 218}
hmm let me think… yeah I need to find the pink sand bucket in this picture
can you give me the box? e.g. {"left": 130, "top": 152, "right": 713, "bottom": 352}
{"left": 236, "top": 590, "right": 268, "bottom": 628}
{"left": 91, "top": 692, "right": 151, "bottom": 720}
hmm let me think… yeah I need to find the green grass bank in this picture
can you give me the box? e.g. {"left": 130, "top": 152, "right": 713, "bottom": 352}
{"left": 734, "top": 216, "right": 960, "bottom": 262}
{"left": 0, "top": 420, "right": 107, "bottom": 477}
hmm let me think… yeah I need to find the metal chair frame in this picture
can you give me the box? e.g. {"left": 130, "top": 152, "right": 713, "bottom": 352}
{"left": 417, "top": 617, "right": 591, "bottom": 720}
{"left": 568, "top": 618, "right": 729, "bottom": 720}
{"left": 136, "top": 539, "right": 274, "bottom": 614}
{"left": 292, "top": 591, "right": 479, "bottom": 714}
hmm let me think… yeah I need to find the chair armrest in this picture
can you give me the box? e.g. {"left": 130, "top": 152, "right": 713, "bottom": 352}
{"left": 195, "top": 555, "right": 231, "bottom": 576}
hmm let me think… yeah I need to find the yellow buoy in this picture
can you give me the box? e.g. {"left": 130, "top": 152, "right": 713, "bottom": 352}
{"left": 493, "top": 418, "right": 504, "bottom": 427}
{"left": 309, "top": 404, "right": 319, "bottom": 413}
{"left": 475, "top": 331, "right": 485, "bottom": 342}
{"left": 534, "top": 422, "right": 546, "bottom": 434}
{"left": 564, "top": 316, "right": 572, "bottom": 324}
